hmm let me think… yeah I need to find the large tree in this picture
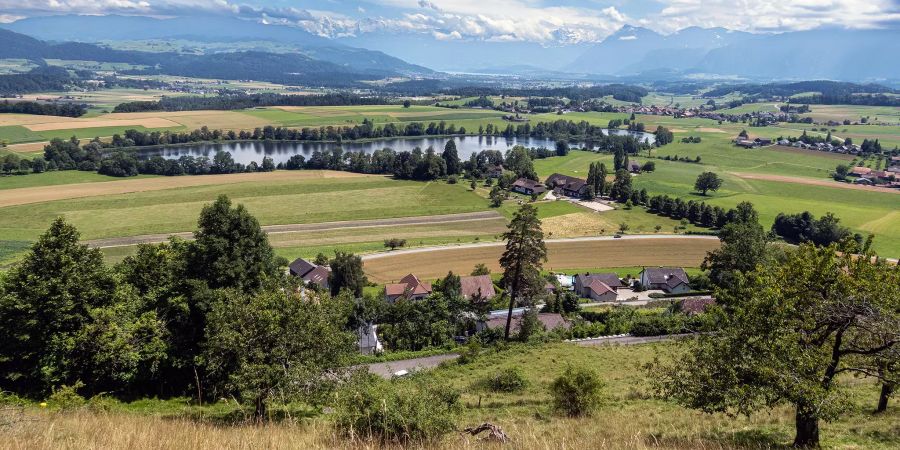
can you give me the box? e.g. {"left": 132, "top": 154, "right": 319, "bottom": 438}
{"left": 499, "top": 204, "right": 547, "bottom": 339}
{"left": 188, "top": 195, "right": 279, "bottom": 291}
{"left": 701, "top": 217, "right": 772, "bottom": 287}
{"left": 0, "top": 219, "right": 118, "bottom": 395}
{"left": 504, "top": 145, "right": 537, "bottom": 181}
{"left": 329, "top": 251, "right": 367, "bottom": 297}
{"left": 441, "top": 139, "right": 461, "bottom": 175}
{"left": 652, "top": 244, "right": 900, "bottom": 448}
{"left": 201, "top": 287, "right": 355, "bottom": 418}
{"left": 694, "top": 171, "right": 723, "bottom": 196}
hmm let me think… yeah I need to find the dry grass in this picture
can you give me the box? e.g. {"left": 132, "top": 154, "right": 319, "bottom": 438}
{"left": 363, "top": 237, "right": 719, "bottom": 282}
{"left": 0, "top": 408, "right": 793, "bottom": 450}
{"left": 0, "top": 170, "right": 368, "bottom": 208}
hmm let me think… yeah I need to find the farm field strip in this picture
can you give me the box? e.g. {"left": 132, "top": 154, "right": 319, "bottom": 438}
{"left": 84, "top": 211, "right": 505, "bottom": 248}
{"left": 0, "top": 170, "right": 368, "bottom": 208}
{"left": 362, "top": 236, "right": 720, "bottom": 282}
{"left": 729, "top": 172, "right": 900, "bottom": 194}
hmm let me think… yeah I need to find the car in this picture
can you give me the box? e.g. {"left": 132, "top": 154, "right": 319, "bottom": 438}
{"left": 613, "top": 234, "right": 622, "bottom": 238}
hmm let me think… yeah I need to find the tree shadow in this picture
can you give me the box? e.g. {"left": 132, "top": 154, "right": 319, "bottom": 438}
{"left": 644, "top": 428, "right": 791, "bottom": 449}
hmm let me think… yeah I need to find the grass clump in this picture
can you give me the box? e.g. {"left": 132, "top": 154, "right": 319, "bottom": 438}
{"left": 550, "top": 365, "right": 604, "bottom": 417}
{"left": 333, "top": 374, "right": 461, "bottom": 444}
{"left": 483, "top": 367, "right": 529, "bottom": 393}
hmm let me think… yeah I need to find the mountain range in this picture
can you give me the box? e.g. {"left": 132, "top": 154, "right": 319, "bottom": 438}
{"left": 2, "top": 14, "right": 899, "bottom": 84}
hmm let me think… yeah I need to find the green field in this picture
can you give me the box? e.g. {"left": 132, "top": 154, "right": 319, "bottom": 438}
{"left": 0, "top": 176, "right": 488, "bottom": 242}
{"left": 0, "top": 124, "right": 185, "bottom": 144}
{"left": 0, "top": 171, "right": 158, "bottom": 190}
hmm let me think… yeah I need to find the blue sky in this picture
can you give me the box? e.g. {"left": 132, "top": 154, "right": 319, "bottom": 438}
{"left": 2, "top": 0, "right": 899, "bottom": 44}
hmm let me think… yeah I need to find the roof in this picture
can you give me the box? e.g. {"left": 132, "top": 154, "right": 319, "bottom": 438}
{"left": 482, "top": 312, "right": 572, "bottom": 333}
{"left": 302, "top": 266, "right": 330, "bottom": 285}
{"left": 512, "top": 178, "right": 545, "bottom": 192}
{"left": 679, "top": 297, "right": 716, "bottom": 315}
{"left": 385, "top": 273, "right": 433, "bottom": 298}
{"left": 459, "top": 275, "right": 496, "bottom": 300}
{"left": 851, "top": 166, "right": 872, "bottom": 175}
{"left": 576, "top": 273, "right": 624, "bottom": 289}
{"left": 586, "top": 279, "right": 614, "bottom": 296}
{"left": 545, "top": 173, "right": 587, "bottom": 193}
{"left": 289, "top": 258, "right": 317, "bottom": 277}
{"left": 642, "top": 267, "right": 689, "bottom": 288}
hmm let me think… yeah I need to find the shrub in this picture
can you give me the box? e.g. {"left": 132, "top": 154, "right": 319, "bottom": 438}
{"left": 47, "top": 382, "right": 86, "bottom": 411}
{"left": 550, "top": 366, "right": 604, "bottom": 417}
{"left": 447, "top": 175, "right": 458, "bottom": 184}
{"left": 485, "top": 367, "right": 528, "bottom": 393}
{"left": 334, "top": 375, "right": 460, "bottom": 443}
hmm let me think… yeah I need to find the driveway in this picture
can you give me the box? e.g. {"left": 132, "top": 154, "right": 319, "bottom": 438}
{"left": 365, "top": 353, "right": 460, "bottom": 378}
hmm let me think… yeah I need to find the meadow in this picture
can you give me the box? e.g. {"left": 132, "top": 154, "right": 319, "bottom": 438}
{"left": 2, "top": 342, "right": 894, "bottom": 449}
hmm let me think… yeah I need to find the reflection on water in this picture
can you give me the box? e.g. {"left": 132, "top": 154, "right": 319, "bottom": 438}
{"left": 137, "top": 131, "right": 653, "bottom": 166}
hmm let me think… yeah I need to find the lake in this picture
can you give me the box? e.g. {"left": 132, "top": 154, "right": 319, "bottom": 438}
{"left": 137, "top": 130, "right": 654, "bottom": 166}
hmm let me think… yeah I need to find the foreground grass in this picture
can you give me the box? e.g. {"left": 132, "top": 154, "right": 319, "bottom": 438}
{"left": 2, "top": 342, "right": 895, "bottom": 449}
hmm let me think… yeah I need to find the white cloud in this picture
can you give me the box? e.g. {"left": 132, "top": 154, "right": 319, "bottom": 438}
{"left": 650, "top": 0, "right": 900, "bottom": 32}
{"left": 618, "top": 35, "right": 636, "bottom": 40}
{"left": 0, "top": 0, "right": 896, "bottom": 45}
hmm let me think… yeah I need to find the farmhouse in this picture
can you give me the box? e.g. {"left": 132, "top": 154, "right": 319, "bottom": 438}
{"left": 545, "top": 173, "right": 589, "bottom": 198}
{"left": 511, "top": 178, "right": 547, "bottom": 196}
{"left": 385, "top": 273, "right": 432, "bottom": 302}
{"left": 850, "top": 167, "right": 873, "bottom": 176}
{"left": 289, "top": 258, "right": 331, "bottom": 290}
{"left": 640, "top": 267, "right": 691, "bottom": 294}
{"left": 735, "top": 139, "right": 757, "bottom": 148}
{"left": 487, "top": 164, "right": 504, "bottom": 178}
{"left": 573, "top": 273, "right": 625, "bottom": 302}
{"left": 459, "top": 275, "right": 496, "bottom": 301}
{"left": 627, "top": 161, "right": 642, "bottom": 173}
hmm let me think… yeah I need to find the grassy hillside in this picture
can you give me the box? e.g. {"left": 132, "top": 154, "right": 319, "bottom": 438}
{"left": 2, "top": 342, "right": 895, "bottom": 449}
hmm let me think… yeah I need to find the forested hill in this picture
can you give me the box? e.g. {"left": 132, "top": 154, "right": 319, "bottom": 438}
{"left": 0, "top": 28, "right": 431, "bottom": 89}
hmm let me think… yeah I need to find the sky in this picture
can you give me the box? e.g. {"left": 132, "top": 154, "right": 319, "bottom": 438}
{"left": 1, "top": 0, "right": 899, "bottom": 45}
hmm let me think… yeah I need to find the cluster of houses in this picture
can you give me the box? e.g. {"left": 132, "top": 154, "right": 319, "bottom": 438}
{"left": 510, "top": 166, "right": 642, "bottom": 199}
{"left": 848, "top": 158, "right": 900, "bottom": 187}
{"left": 784, "top": 139, "right": 862, "bottom": 155}
{"left": 733, "top": 136, "right": 773, "bottom": 148}
{"left": 287, "top": 255, "right": 698, "bottom": 354}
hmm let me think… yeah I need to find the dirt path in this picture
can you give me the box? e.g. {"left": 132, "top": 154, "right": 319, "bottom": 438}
{"left": 84, "top": 211, "right": 504, "bottom": 248}
{"left": 0, "top": 170, "right": 368, "bottom": 208}
{"left": 730, "top": 172, "right": 899, "bottom": 194}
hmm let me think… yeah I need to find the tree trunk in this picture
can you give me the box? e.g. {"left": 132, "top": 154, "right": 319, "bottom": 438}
{"left": 792, "top": 407, "right": 820, "bottom": 448}
{"left": 876, "top": 381, "right": 894, "bottom": 413}
{"left": 503, "top": 290, "right": 515, "bottom": 340}
{"left": 254, "top": 396, "right": 267, "bottom": 422}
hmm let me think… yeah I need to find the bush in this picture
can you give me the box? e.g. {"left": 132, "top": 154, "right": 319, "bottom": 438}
{"left": 550, "top": 366, "right": 604, "bottom": 417}
{"left": 47, "top": 382, "right": 86, "bottom": 411}
{"left": 484, "top": 367, "right": 529, "bottom": 393}
{"left": 334, "top": 374, "right": 460, "bottom": 443}
{"left": 447, "top": 175, "right": 458, "bottom": 184}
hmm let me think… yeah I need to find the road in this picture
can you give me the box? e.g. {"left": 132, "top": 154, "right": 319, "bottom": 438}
{"left": 364, "top": 333, "right": 690, "bottom": 378}
{"left": 361, "top": 234, "right": 719, "bottom": 261}
{"left": 83, "top": 211, "right": 504, "bottom": 248}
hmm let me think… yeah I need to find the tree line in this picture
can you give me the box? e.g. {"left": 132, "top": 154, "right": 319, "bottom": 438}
{"left": 113, "top": 92, "right": 391, "bottom": 113}
{"left": 0, "top": 100, "right": 87, "bottom": 117}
